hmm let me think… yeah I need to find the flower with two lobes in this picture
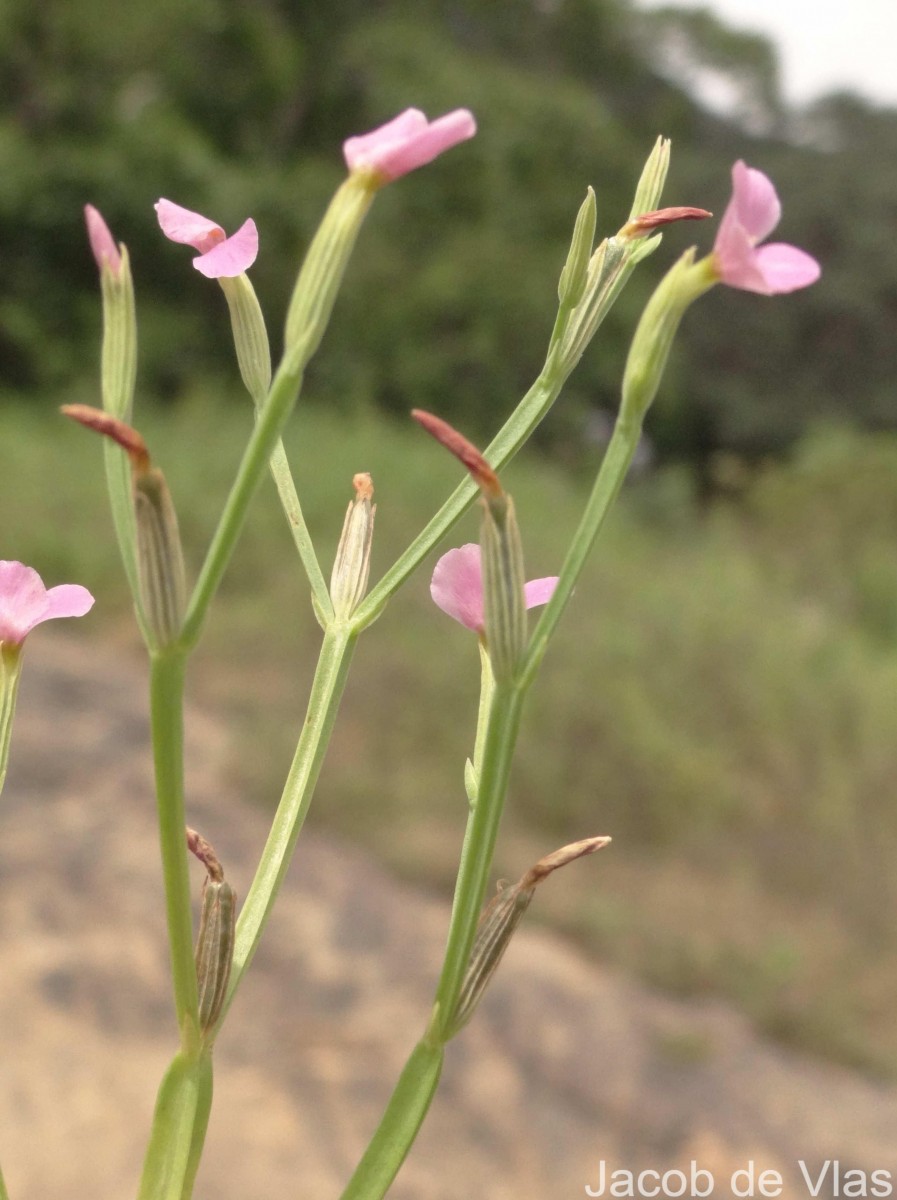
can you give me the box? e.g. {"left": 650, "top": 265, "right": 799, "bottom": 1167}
{"left": 431, "top": 544, "right": 556, "bottom": 635}
{"left": 713, "top": 160, "right": 820, "bottom": 295}
{"left": 155, "top": 199, "right": 259, "bottom": 279}
{"left": 343, "top": 107, "right": 477, "bottom": 183}
{"left": 0, "top": 562, "right": 94, "bottom": 649}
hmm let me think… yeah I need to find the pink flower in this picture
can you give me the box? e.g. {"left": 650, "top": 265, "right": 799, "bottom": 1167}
{"left": 343, "top": 108, "right": 476, "bottom": 182}
{"left": 431, "top": 544, "right": 557, "bottom": 633}
{"left": 155, "top": 199, "right": 258, "bottom": 278}
{"left": 84, "top": 205, "right": 122, "bottom": 276}
{"left": 0, "top": 561, "right": 94, "bottom": 646}
{"left": 713, "top": 161, "right": 820, "bottom": 295}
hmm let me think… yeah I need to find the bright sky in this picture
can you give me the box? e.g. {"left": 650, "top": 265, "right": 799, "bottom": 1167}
{"left": 636, "top": 0, "right": 897, "bottom": 108}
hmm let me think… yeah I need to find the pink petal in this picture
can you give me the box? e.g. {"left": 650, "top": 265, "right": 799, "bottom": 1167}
{"left": 430, "top": 544, "right": 484, "bottom": 631}
{"left": 752, "top": 242, "right": 822, "bottom": 294}
{"left": 43, "top": 584, "right": 96, "bottom": 622}
{"left": 713, "top": 219, "right": 770, "bottom": 292}
{"left": 193, "top": 218, "right": 259, "bottom": 278}
{"left": 0, "top": 562, "right": 94, "bottom": 645}
{"left": 0, "top": 561, "right": 49, "bottom": 643}
{"left": 523, "top": 576, "right": 559, "bottom": 611}
{"left": 728, "top": 161, "right": 781, "bottom": 243}
{"left": 343, "top": 109, "right": 429, "bottom": 170}
{"left": 155, "top": 199, "right": 225, "bottom": 254}
{"left": 343, "top": 108, "right": 476, "bottom": 182}
{"left": 84, "top": 205, "right": 122, "bottom": 276}
{"left": 713, "top": 160, "right": 820, "bottom": 295}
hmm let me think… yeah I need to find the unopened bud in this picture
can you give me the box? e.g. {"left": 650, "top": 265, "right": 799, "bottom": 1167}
{"left": 84, "top": 206, "right": 136, "bottom": 421}
{"left": 188, "top": 828, "right": 236, "bottom": 1038}
{"left": 447, "top": 835, "right": 610, "bottom": 1037}
{"left": 330, "top": 473, "right": 376, "bottom": 620}
{"left": 218, "top": 274, "right": 272, "bottom": 406}
{"left": 557, "top": 188, "right": 597, "bottom": 307}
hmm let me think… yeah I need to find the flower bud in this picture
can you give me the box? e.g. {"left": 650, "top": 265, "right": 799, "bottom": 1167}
{"left": 84, "top": 206, "right": 137, "bottom": 421}
{"left": 557, "top": 188, "right": 597, "bottom": 307}
{"left": 218, "top": 274, "right": 272, "bottom": 406}
{"left": 330, "top": 473, "right": 376, "bottom": 620}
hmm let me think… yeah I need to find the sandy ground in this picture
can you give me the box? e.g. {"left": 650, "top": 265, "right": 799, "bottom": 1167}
{"left": 1, "top": 630, "right": 895, "bottom": 1199}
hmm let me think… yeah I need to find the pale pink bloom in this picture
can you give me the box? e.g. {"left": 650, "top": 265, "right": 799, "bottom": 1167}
{"left": 343, "top": 108, "right": 476, "bottom": 182}
{"left": 713, "top": 161, "right": 820, "bottom": 295}
{"left": 155, "top": 199, "right": 258, "bottom": 278}
{"left": 84, "top": 205, "right": 122, "bottom": 276}
{"left": 0, "top": 561, "right": 94, "bottom": 646}
{"left": 431, "top": 544, "right": 557, "bottom": 633}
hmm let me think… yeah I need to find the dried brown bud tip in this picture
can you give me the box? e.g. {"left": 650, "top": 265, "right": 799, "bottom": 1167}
{"left": 619, "top": 207, "right": 713, "bottom": 239}
{"left": 411, "top": 409, "right": 502, "bottom": 497}
{"left": 519, "top": 834, "right": 612, "bottom": 890}
{"left": 186, "top": 826, "right": 225, "bottom": 883}
{"left": 61, "top": 404, "right": 150, "bottom": 473}
{"left": 353, "top": 472, "right": 374, "bottom": 501}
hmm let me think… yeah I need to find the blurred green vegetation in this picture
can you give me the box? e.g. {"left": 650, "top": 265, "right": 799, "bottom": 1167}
{"left": 2, "top": 0, "right": 896, "bottom": 467}
{"left": 4, "top": 393, "right": 897, "bottom": 1076}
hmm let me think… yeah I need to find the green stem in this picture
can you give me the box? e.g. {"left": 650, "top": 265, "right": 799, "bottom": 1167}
{"left": 432, "top": 680, "right": 526, "bottom": 1034}
{"left": 471, "top": 640, "right": 494, "bottom": 781}
{"left": 339, "top": 1041, "right": 444, "bottom": 1200}
{"left": 339, "top": 680, "right": 526, "bottom": 1200}
{"left": 0, "top": 1158, "right": 9, "bottom": 1200}
{"left": 266, "top": 436, "right": 333, "bottom": 619}
{"left": 519, "top": 414, "right": 641, "bottom": 690}
{"left": 149, "top": 650, "right": 200, "bottom": 1048}
{"left": 179, "top": 356, "right": 307, "bottom": 651}
{"left": 223, "top": 625, "right": 356, "bottom": 1013}
{"left": 137, "top": 1050, "right": 212, "bottom": 1200}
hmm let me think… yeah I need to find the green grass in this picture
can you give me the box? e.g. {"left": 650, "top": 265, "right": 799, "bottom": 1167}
{"left": 4, "top": 392, "right": 897, "bottom": 1076}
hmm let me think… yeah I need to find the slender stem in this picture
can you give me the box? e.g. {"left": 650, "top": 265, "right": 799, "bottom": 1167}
{"left": 179, "top": 357, "right": 306, "bottom": 651}
{"left": 432, "top": 679, "right": 526, "bottom": 1036}
{"left": 471, "top": 640, "right": 494, "bottom": 781}
{"left": 338, "top": 679, "right": 527, "bottom": 1200}
{"left": 519, "top": 414, "right": 641, "bottom": 690}
{"left": 266, "top": 436, "right": 333, "bottom": 619}
{"left": 149, "top": 650, "right": 200, "bottom": 1048}
{"left": 223, "top": 625, "right": 356, "bottom": 1014}
{"left": 0, "top": 1159, "right": 9, "bottom": 1200}
{"left": 339, "top": 1041, "right": 444, "bottom": 1200}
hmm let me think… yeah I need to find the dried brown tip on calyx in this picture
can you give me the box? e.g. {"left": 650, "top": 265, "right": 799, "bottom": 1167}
{"left": 519, "top": 834, "right": 611, "bottom": 890}
{"left": 619, "top": 207, "right": 712, "bottom": 239}
{"left": 61, "top": 404, "right": 150, "bottom": 473}
{"left": 411, "top": 409, "right": 502, "bottom": 497}
{"left": 186, "top": 826, "right": 225, "bottom": 883}
{"left": 352, "top": 472, "right": 374, "bottom": 501}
